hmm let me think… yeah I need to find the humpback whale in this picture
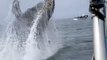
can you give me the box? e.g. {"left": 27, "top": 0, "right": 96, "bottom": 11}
{"left": 12, "top": 0, "right": 55, "bottom": 26}
{"left": 5, "top": 0, "right": 55, "bottom": 43}
{"left": 3, "top": 0, "right": 55, "bottom": 56}
{"left": 0, "top": 0, "right": 62, "bottom": 60}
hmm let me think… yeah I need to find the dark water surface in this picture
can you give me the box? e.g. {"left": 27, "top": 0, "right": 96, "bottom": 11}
{"left": 48, "top": 18, "right": 93, "bottom": 60}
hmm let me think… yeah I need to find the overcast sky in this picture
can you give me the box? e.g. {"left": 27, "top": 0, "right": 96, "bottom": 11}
{"left": 0, "top": 0, "right": 89, "bottom": 20}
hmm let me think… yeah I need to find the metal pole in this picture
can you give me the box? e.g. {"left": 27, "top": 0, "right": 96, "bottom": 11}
{"left": 93, "top": 16, "right": 106, "bottom": 60}
{"left": 89, "top": 0, "right": 107, "bottom": 60}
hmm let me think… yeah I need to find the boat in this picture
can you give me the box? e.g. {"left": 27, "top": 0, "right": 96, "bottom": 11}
{"left": 73, "top": 15, "right": 88, "bottom": 20}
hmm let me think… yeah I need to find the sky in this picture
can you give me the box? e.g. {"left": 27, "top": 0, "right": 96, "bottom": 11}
{"left": 54, "top": 0, "right": 89, "bottom": 19}
{"left": 0, "top": 0, "right": 89, "bottom": 20}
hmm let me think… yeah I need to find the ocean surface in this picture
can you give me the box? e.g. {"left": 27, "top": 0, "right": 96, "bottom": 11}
{"left": 0, "top": 16, "right": 94, "bottom": 60}
{"left": 48, "top": 17, "right": 93, "bottom": 60}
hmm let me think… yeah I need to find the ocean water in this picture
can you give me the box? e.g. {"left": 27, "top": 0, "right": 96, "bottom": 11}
{"left": 48, "top": 17, "right": 93, "bottom": 60}
{"left": 0, "top": 15, "right": 94, "bottom": 60}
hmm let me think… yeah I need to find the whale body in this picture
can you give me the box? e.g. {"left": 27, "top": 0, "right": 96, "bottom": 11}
{"left": 5, "top": 0, "right": 55, "bottom": 45}
{"left": 0, "top": 0, "right": 57, "bottom": 59}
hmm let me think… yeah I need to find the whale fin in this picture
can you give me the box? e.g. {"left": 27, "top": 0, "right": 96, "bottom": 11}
{"left": 44, "top": 0, "right": 55, "bottom": 20}
{"left": 35, "top": 0, "right": 55, "bottom": 29}
{"left": 11, "top": 0, "right": 55, "bottom": 27}
{"left": 22, "top": 0, "right": 55, "bottom": 20}
{"left": 12, "top": 0, "right": 22, "bottom": 18}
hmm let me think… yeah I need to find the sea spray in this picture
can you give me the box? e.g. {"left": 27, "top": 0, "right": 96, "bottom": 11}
{"left": 0, "top": 18, "right": 29, "bottom": 60}
{"left": 0, "top": 8, "right": 62, "bottom": 60}
{"left": 0, "top": 0, "right": 63, "bottom": 60}
{"left": 24, "top": 9, "right": 62, "bottom": 60}
{"left": 23, "top": 10, "right": 43, "bottom": 60}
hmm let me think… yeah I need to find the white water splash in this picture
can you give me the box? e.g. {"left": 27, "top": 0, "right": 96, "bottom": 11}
{"left": 0, "top": 3, "right": 62, "bottom": 60}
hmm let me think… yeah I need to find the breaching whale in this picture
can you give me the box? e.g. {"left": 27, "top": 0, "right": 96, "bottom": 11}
{"left": 2, "top": 0, "right": 55, "bottom": 48}
{"left": 6, "top": 0, "right": 55, "bottom": 43}
{"left": 12, "top": 0, "right": 55, "bottom": 27}
{"left": 0, "top": 0, "right": 62, "bottom": 60}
